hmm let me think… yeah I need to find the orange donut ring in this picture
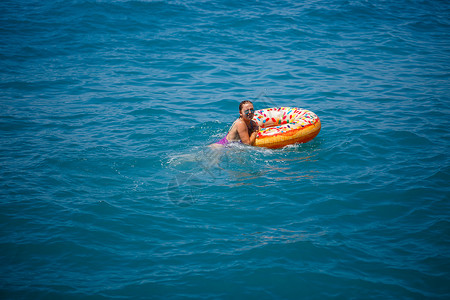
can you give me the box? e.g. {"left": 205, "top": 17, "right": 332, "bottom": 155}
{"left": 253, "top": 107, "right": 321, "bottom": 149}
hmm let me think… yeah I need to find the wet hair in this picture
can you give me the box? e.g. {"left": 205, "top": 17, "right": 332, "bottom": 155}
{"left": 239, "top": 100, "right": 253, "bottom": 112}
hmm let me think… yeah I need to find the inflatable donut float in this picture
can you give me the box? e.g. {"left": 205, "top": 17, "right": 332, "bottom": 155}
{"left": 253, "top": 107, "right": 321, "bottom": 149}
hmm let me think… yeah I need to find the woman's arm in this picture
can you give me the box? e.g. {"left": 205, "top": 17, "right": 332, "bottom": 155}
{"left": 248, "top": 131, "right": 258, "bottom": 146}
{"left": 236, "top": 120, "right": 259, "bottom": 146}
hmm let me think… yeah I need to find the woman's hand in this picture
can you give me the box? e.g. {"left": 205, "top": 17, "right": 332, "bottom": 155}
{"left": 251, "top": 121, "right": 259, "bottom": 133}
{"left": 249, "top": 121, "right": 259, "bottom": 146}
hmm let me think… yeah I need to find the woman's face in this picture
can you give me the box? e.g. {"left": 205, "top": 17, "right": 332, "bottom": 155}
{"left": 240, "top": 103, "right": 255, "bottom": 120}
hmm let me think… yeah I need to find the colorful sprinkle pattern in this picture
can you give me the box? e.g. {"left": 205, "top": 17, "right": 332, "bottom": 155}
{"left": 253, "top": 107, "right": 321, "bottom": 148}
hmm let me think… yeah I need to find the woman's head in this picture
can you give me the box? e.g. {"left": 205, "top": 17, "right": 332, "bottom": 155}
{"left": 239, "top": 100, "right": 254, "bottom": 120}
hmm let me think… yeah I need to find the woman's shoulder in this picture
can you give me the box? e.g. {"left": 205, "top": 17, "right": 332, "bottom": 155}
{"left": 227, "top": 118, "right": 240, "bottom": 134}
{"left": 230, "top": 118, "right": 244, "bottom": 128}
{"left": 235, "top": 118, "right": 248, "bottom": 129}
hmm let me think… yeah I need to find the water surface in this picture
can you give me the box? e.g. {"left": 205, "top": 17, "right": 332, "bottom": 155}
{"left": 1, "top": 0, "right": 449, "bottom": 299}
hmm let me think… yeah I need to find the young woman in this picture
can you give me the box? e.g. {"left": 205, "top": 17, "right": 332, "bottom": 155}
{"left": 213, "top": 100, "right": 259, "bottom": 147}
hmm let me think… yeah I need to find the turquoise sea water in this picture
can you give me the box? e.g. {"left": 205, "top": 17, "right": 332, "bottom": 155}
{"left": 1, "top": 0, "right": 449, "bottom": 298}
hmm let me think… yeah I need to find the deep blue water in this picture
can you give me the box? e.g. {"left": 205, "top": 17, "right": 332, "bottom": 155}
{"left": 1, "top": 0, "right": 449, "bottom": 299}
